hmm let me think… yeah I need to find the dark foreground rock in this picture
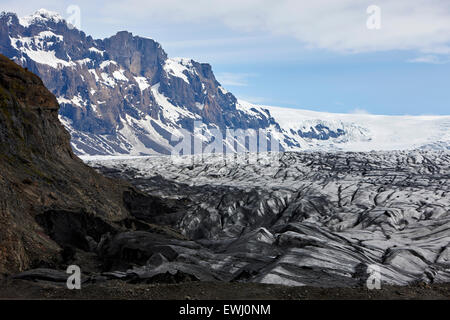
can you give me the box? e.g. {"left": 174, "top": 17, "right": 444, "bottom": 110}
{"left": 0, "top": 54, "right": 181, "bottom": 274}
{"left": 0, "top": 278, "right": 449, "bottom": 300}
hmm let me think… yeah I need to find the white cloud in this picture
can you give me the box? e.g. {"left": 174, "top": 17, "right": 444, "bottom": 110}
{"left": 236, "top": 95, "right": 268, "bottom": 104}
{"left": 101, "top": 0, "right": 450, "bottom": 54}
{"left": 216, "top": 72, "right": 256, "bottom": 87}
{"left": 408, "top": 55, "right": 450, "bottom": 64}
{"left": 8, "top": 0, "right": 450, "bottom": 56}
{"left": 350, "top": 108, "right": 371, "bottom": 115}
{"left": 163, "top": 36, "right": 266, "bottom": 49}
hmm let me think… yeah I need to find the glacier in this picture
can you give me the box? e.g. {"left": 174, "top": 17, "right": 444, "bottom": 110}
{"left": 81, "top": 151, "right": 450, "bottom": 287}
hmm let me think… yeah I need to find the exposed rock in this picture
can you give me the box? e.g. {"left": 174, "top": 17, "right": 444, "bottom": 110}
{"left": 147, "top": 253, "right": 168, "bottom": 267}
{"left": 0, "top": 54, "right": 180, "bottom": 274}
{"left": 12, "top": 268, "right": 71, "bottom": 282}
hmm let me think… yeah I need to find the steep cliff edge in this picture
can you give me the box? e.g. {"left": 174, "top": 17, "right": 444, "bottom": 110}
{"left": 0, "top": 54, "right": 159, "bottom": 274}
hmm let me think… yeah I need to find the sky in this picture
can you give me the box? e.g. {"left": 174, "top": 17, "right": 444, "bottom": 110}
{"left": 2, "top": 0, "right": 450, "bottom": 115}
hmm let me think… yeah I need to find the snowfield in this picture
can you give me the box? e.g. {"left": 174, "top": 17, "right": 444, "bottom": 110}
{"left": 263, "top": 104, "right": 450, "bottom": 152}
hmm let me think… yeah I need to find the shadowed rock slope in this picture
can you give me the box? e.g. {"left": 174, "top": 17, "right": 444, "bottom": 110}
{"left": 0, "top": 54, "right": 178, "bottom": 274}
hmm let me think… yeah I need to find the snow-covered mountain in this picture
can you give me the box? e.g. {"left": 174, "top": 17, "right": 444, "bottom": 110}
{"left": 266, "top": 105, "right": 450, "bottom": 151}
{"left": 1, "top": 9, "right": 449, "bottom": 155}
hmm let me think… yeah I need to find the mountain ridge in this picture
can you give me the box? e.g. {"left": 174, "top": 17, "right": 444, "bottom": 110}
{"left": 1, "top": 9, "right": 450, "bottom": 155}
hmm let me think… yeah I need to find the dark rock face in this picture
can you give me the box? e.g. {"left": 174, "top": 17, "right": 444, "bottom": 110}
{"left": 294, "top": 124, "right": 345, "bottom": 140}
{"left": 0, "top": 54, "right": 179, "bottom": 274}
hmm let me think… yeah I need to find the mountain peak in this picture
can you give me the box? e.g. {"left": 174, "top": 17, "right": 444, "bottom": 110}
{"left": 2, "top": 10, "right": 449, "bottom": 156}
{"left": 19, "top": 8, "right": 64, "bottom": 27}
{"left": 115, "top": 30, "right": 133, "bottom": 37}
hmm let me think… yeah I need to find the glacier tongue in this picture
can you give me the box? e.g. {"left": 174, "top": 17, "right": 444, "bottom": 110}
{"left": 84, "top": 151, "right": 450, "bottom": 287}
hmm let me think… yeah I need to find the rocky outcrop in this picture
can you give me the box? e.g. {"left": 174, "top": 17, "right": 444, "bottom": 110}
{"left": 0, "top": 54, "right": 178, "bottom": 274}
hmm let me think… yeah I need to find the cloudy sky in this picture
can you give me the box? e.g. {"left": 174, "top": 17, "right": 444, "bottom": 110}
{"left": 3, "top": 0, "right": 450, "bottom": 115}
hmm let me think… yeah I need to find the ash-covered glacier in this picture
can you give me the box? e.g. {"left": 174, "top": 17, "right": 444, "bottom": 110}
{"left": 83, "top": 151, "right": 450, "bottom": 287}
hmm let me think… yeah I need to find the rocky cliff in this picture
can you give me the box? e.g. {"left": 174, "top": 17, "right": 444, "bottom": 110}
{"left": 0, "top": 10, "right": 281, "bottom": 155}
{"left": 0, "top": 54, "right": 178, "bottom": 274}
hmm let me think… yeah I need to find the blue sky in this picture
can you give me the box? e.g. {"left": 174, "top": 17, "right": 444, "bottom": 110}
{"left": 3, "top": 0, "right": 450, "bottom": 115}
